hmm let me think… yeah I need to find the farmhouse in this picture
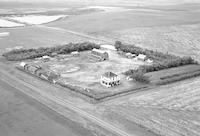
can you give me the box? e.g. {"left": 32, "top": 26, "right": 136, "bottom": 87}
{"left": 101, "top": 72, "right": 120, "bottom": 88}
{"left": 90, "top": 48, "right": 109, "bottom": 61}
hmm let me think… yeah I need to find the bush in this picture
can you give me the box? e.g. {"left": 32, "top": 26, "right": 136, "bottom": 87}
{"left": 3, "top": 42, "right": 100, "bottom": 61}
{"left": 125, "top": 69, "right": 150, "bottom": 83}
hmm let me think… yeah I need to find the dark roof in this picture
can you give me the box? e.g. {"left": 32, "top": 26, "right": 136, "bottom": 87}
{"left": 103, "top": 72, "right": 118, "bottom": 78}
{"left": 40, "top": 70, "right": 60, "bottom": 80}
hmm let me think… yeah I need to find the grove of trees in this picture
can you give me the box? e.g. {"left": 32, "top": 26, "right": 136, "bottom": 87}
{"left": 3, "top": 42, "right": 100, "bottom": 61}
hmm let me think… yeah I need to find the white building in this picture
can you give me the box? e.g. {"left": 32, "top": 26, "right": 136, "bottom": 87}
{"left": 137, "top": 54, "right": 147, "bottom": 61}
{"left": 146, "top": 59, "right": 153, "bottom": 63}
{"left": 19, "top": 62, "right": 27, "bottom": 68}
{"left": 100, "top": 44, "right": 117, "bottom": 51}
{"left": 42, "top": 55, "right": 51, "bottom": 61}
{"left": 71, "top": 51, "right": 79, "bottom": 56}
{"left": 101, "top": 72, "right": 120, "bottom": 88}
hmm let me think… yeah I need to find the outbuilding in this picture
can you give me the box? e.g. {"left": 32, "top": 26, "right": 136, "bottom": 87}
{"left": 71, "top": 51, "right": 79, "bottom": 57}
{"left": 146, "top": 59, "right": 153, "bottom": 63}
{"left": 101, "top": 72, "right": 120, "bottom": 88}
{"left": 100, "top": 44, "right": 117, "bottom": 51}
{"left": 91, "top": 48, "right": 109, "bottom": 61}
{"left": 42, "top": 55, "right": 51, "bottom": 61}
{"left": 137, "top": 54, "right": 147, "bottom": 61}
{"left": 19, "top": 62, "right": 27, "bottom": 68}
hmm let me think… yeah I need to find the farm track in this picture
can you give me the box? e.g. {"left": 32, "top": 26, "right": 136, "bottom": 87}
{"left": 0, "top": 67, "right": 133, "bottom": 136}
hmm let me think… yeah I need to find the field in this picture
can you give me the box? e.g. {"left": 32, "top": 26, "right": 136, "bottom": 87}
{"left": 0, "top": 26, "right": 105, "bottom": 54}
{"left": 47, "top": 3, "right": 200, "bottom": 61}
{"left": 145, "top": 64, "right": 200, "bottom": 84}
{"left": 0, "top": 78, "right": 92, "bottom": 136}
{"left": 100, "top": 77, "right": 200, "bottom": 136}
{"left": 98, "top": 24, "right": 200, "bottom": 61}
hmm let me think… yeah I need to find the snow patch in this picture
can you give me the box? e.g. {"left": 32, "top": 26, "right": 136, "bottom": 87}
{"left": 82, "top": 6, "right": 131, "bottom": 13}
{"left": 0, "top": 19, "right": 24, "bottom": 27}
{"left": 0, "top": 32, "right": 10, "bottom": 37}
{"left": 8, "top": 15, "right": 67, "bottom": 25}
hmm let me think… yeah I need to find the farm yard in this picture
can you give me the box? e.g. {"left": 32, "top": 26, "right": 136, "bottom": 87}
{"left": 19, "top": 46, "right": 150, "bottom": 101}
{"left": 3, "top": 39, "right": 200, "bottom": 101}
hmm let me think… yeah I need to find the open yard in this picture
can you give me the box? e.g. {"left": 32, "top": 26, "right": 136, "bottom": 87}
{"left": 24, "top": 48, "right": 150, "bottom": 101}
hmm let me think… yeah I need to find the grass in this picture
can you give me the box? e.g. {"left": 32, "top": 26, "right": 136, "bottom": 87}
{"left": 109, "top": 75, "right": 200, "bottom": 136}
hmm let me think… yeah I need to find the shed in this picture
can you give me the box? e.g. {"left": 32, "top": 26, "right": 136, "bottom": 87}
{"left": 125, "top": 53, "right": 132, "bottom": 59}
{"left": 137, "top": 54, "right": 147, "bottom": 61}
{"left": 71, "top": 51, "right": 79, "bottom": 56}
{"left": 26, "top": 65, "right": 41, "bottom": 74}
{"left": 126, "top": 53, "right": 136, "bottom": 59}
{"left": 42, "top": 55, "right": 51, "bottom": 61}
{"left": 19, "top": 62, "right": 27, "bottom": 68}
{"left": 100, "top": 44, "right": 117, "bottom": 51}
{"left": 40, "top": 70, "right": 60, "bottom": 83}
{"left": 146, "top": 59, "right": 153, "bottom": 63}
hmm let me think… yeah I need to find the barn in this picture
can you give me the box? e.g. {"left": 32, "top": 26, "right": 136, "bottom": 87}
{"left": 20, "top": 62, "right": 41, "bottom": 74}
{"left": 90, "top": 48, "right": 109, "bottom": 61}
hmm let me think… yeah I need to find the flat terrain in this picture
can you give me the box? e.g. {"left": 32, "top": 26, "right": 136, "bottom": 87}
{"left": 145, "top": 64, "right": 200, "bottom": 84}
{"left": 99, "top": 77, "right": 200, "bottom": 136}
{"left": 47, "top": 3, "right": 200, "bottom": 61}
{"left": 0, "top": 79, "right": 91, "bottom": 136}
{"left": 1, "top": 1, "right": 200, "bottom": 136}
{"left": 0, "top": 26, "right": 106, "bottom": 54}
